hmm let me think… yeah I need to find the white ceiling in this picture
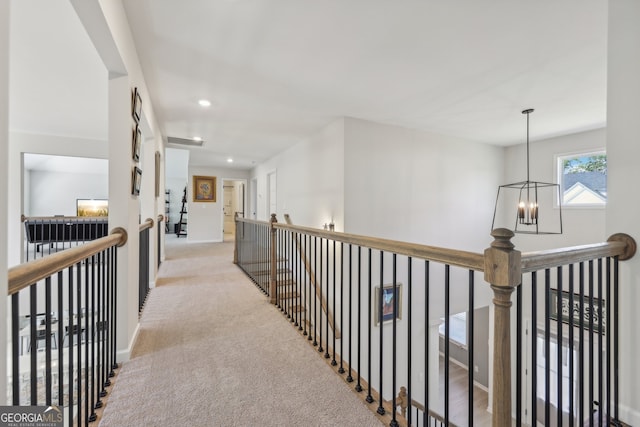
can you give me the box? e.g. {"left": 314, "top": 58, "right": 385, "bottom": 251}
{"left": 11, "top": 1, "right": 609, "bottom": 170}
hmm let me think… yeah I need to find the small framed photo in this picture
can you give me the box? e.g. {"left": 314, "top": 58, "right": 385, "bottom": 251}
{"left": 132, "top": 166, "right": 142, "bottom": 196}
{"left": 132, "top": 87, "right": 142, "bottom": 123}
{"left": 132, "top": 125, "right": 142, "bottom": 162}
{"left": 193, "top": 175, "right": 216, "bottom": 202}
{"left": 374, "top": 283, "right": 402, "bottom": 326}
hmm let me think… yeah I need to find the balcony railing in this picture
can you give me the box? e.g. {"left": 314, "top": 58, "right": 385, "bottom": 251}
{"left": 234, "top": 214, "right": 635, "bottom": 427}
{"left": 8, "top": 226, "right": 127, "bottom": 426}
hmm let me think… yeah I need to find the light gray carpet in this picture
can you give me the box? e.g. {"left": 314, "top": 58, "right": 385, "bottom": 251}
{"left": 99, "top": 237, "right": 383, "bottom": 427}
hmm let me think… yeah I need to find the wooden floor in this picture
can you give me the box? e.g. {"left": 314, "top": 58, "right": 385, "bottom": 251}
{"left": 438, "top": 356, "right": 492, "bottom": 427}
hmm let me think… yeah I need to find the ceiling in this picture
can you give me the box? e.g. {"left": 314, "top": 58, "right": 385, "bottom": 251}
{"left": 11, "top": 1, "right": 609, "bottom": 170}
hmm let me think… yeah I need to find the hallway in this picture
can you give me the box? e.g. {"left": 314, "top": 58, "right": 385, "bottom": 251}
{"left": 98, "top": 237, "right": 383, "bottom": 427}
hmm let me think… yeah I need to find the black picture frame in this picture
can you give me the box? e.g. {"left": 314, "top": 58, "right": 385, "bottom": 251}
{"left": 132, "top": 166, "right": 142, "bottom": 196}
{"left": 132, "top": 87, "right": 142, "bottom": 123}
{"left": 132, "top": 125, "right": 141, "bottom": 162}
{"left": 374, "top": 283, "right": 402, "bottom": 326}
{"left": 549, "top": 288, "right": 606, "bottom": 334}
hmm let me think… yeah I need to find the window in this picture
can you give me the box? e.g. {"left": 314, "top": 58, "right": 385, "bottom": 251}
{"left": 439, "top": 312, "right": 467, "bottom": 347}
{"left": 557, "top": 151, "right": 607, "bottom": 206}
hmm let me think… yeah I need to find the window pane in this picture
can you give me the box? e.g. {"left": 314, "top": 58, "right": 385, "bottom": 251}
{"left": 559, "top": 152, "right": 607, "bottom": 206}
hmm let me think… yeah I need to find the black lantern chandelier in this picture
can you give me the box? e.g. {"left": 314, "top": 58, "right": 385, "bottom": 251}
{"left": 491, "top": 109, "right": 563, "bottom": 234}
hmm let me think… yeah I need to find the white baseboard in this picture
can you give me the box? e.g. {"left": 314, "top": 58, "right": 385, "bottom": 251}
{"left": 116, "top": 322, "right": 140, "bottom": 364}
{"left": 619, "top": 404, "right": 640, "bottom": 426}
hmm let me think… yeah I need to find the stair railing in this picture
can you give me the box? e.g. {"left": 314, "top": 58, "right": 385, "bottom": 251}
{"left": 234, "top": 214, "right": 636, "bottom": 427}
{"left": 8, "top": 227, "right": 127, "bottom": 426}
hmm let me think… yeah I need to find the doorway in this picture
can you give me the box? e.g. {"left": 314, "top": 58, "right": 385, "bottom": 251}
{"left": 222, "top": 179, "right": 246, "bottom": 241}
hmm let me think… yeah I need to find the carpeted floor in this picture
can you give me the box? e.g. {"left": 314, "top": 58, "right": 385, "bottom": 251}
{"left": 98, "top": 237, "right": 383, "bottom": 427}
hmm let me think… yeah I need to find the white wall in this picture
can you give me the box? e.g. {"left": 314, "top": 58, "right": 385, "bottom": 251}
{"left": 187, "top": 166, "right": 250, "bottom": 242}
{"left": 251, "top": 118, "right": 345, "bottom": 228}
{"left": 344, "top": 117, "right": 503, "bottom": 253}
{"left": 0, "top": 0, "right": 9, "bottom": 406}
{"left": 27, "top": 170, "right": 108, "bottom": 216}
{"left": 503, "top": 128, "right": 607, "bottom": 252}
{"left": 607, "top": 1, "right": 640, "bottom": 422}
{"left": 8, "top": 133, "right": 107, "bottom": 266}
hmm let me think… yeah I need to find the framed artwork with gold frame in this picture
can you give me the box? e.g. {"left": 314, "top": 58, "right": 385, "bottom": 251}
{"left": 193, "top": 175, "right": 216, "bottom": 202}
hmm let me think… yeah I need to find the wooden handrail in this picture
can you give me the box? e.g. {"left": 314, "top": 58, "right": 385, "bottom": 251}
{"left": 521, "top": 233, "right": 636, "bottom": 272}
{"left": 157, "top": 214, "right": 164, "bottom": 223}
{"left": 139, "top": 217, "right": 155, "bottom": 232}
{"left": 8, "top": 227, "right": 128, "bottom": 296}
{"left": 237, "top": 217, "right": 485, "bottom": 271}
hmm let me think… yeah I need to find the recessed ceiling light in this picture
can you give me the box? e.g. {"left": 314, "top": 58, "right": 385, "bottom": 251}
{"left": 227, "top": 158, "right": 233, "bottom": 163}
{"left": 198, "top": 99, "right": 211, "bottom": 107}
{"left": 193, "top": 136, "right": 202, "bottom": 142}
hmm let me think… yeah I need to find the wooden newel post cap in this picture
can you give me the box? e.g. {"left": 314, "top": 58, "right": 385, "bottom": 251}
{"left": 484, "top": 228, "right": 521, "bottom": 288}
{"left": 270, "top": 213, "right": 277, "bottom": 224}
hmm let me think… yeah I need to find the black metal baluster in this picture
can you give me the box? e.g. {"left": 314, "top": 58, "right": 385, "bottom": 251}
{"left": 331, "top": 240, "right": 337, "bottom": 365}
{"left": 76, "top": 262, "right": 83, "bottom": 426}
{"left": 605, "top": 257, "right": 611, "bottom": 426}
{"left": 355, "top": 245, "right": 363, "bottom": 390}
{"left": 407, "top": 257, "right": 412, "bottom": 426}
{"left": 469, "top": 270, "right": 475, "bottom": 427}
{"left": 377, "top": 251, "right": 385, "bottom": 416}
{"left": 545, "top": 268, "right": 551, "bottom": 427}
{"left": 45, "top": 276, "right": 52, "bottom": 405}
{"left": 613, "top": 257, "right": 620, "bottom": 423}
{"left": 391, "top": 253, "right": 398, "bottom": 427}
{"left": 87, "top": 254, "right": 96, "bottom": 423}
{"left": 568, "top": 264, "right": 575, "bottom": 427}
{"left": 68, "top": 265, "right": 75, "bottom": 427}
{"left": 444, "top": 264, "right": 450, "bottom": 425}
{"left": 303, "top": 234, "right": 308, "bottom": 337}
{"left": 588, "top": 260, "right": 594, "bottom": 426}
{"left": 597, "top": 258, "right": 603, "bottom": 427}
{"left": 366, "top": 248, "right": 373, "bottom": 404}
{"left": 111, "top": 246, "right": 119, "bottom": 376}
{"left": 579, "top": 262, "right": 585, "bottom": 426}
{"left": 338, "top": 242, "right": 344, "bottom": 371}
{"left": 313, "top": 236, "right": 318, "bottom": 347}
{"left": 11, "top": 293, "right": 19, "bottom": 405}
{"left": 324, "top": 238, "right": 330, "bottom": 359}
{"left": 424, "top": 260, "right": 430, "bottom": 425}
{"left": 57, "top": 271, "right": 64, "bottom": 406}
{"left": 347, "top": 244, "right": 353, "bottom": 383}
{"left": 29, "top": 284, "right": 37, "bottom": 405}
{"left": 516, "top": 278, "right": 522, "bottom": 427}
{"left": 318, "top": 238, "right": 324, "bottom": 353}
{"left": 556, "top": 266, "right": 563, "bottom": 427}
{"left": 307, "top": 235, "right": 313, "bottom": 341}
{"left": 531, "top": 271, "right": 538, "bottom": 427}
{"left": 99, "top": 251, "right": 107, "bottom": 399}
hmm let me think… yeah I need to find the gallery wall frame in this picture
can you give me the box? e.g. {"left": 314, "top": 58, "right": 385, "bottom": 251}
{"left": 374, "top": 283, "right": 402, "bottom": 326}
{"left": 193, "top": 175, "right": 216, "bottom": 202}
{"left": 132, "top": 87, "right": 142, "bottom": 123}
{"left": 132, "top": 125, "right": 141, "bottom": 162}
{"left": 132, "top": 166, "right": 142, "bottom": 196}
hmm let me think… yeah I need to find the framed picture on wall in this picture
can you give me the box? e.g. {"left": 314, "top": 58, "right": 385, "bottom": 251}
{"left": 132, "top": 87, "right": 142, "bottom": 123}
{"left": 374, "top": 283, "right": 402, "bottom": 326}
{"left": 132, "top": 166, "right": 142, "bottom": 196}
{"left": 193, "top": 175, "right": 216, "bottom": 202}
{"left": 132, "top": 125, "right": 142, "bottom": 162}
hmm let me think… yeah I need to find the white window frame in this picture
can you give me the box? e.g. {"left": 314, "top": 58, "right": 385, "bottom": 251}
{"left": 555, "top": 149, "right": 607, "bottom": 209}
